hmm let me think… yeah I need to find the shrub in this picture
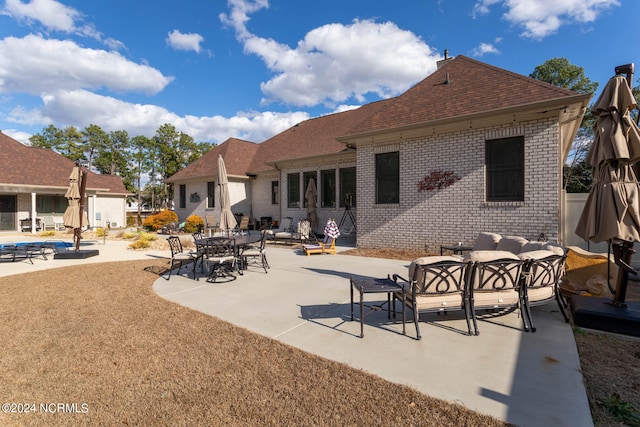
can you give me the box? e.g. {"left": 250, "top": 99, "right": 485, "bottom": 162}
{"left": 142, "top": 210, "right": 178, "bottom": 231}
{"left": 128, "top": 232, "right": 157, "bottom": 249}
{"left": 95, "top": 227, "right": 108, "bottom": 237}
{"left": 184, "top": 215, "right": 204, "bottom": 233}
{"left": 39, "top": 230, "right": 56, "bottom": 237}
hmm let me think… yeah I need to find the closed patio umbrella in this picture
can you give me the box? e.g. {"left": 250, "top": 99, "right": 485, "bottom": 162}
{"left": 305, "top": 177, "right": 318, "bottom": 231}
{"left": 63, "top": 165, "right": 89, "bottom": 251}
{"left": 323, "top": 218, "right": 340, "bottom": 243}
{"left": 217, "top": 155, "right": 237, "bottom": 232}
{"left": 575, "top": 72, "right": 640, "bottom": 305}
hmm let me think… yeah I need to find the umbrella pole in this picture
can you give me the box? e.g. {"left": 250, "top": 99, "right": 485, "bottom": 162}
{"left": 75, "top": 169, "right": 88, "bottom": 252}
{"left": 611, "top": 240, "right": 636, "bottom": 307}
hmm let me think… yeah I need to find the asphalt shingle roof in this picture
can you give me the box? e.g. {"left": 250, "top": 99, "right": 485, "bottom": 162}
{"left": 0, "top": 131, "right": 129, "bottom": 194}
{"left": 167, "top": 137, "right": 259, "bottom": 182}
{"left": 346, "top": 55, "right": 582, "bottom": 136}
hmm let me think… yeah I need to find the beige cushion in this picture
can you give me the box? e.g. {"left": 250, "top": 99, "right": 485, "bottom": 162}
{"left": 472, "top": 232, "right": 502, "bottom": 250}
{"left": 521, "top": 241, "right": 547, "bottom": 252}
{"left": 518, "top": 249, "right": 558, "bottom": 260}
{"left": 472, "top": 289, "right": 520, "bottom": 307}
{"left": 496, "top": 235, "right": 528, "bottom": 254}
{"left": 413, "top": 293, "right": 464, "bottom": 310}
{"left": 543, "top": 243, "right": 565, "bottom": 256}
{"left": 464, "top": 250, "right": 519, "bottom": 263}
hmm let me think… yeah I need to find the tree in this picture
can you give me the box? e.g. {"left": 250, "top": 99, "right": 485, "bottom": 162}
{"left": 29, "top": 124, "right": 63, "bottom": 149}
{"left": 530, "top": 58, "right": 599, "bottom": 192}
{"left": 81, "top": 124, "right": 109, "bottom": 171}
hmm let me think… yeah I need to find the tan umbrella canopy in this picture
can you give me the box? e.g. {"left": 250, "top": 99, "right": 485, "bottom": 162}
{"left": 575, "top": 73, "right": 640, "bottom": 305}
{"left": 576, "top": 75, "right": 640, "bottom": 243}
{"left": 217, "top": 155, "right": 237, "bottom": 232}
{"left": 305, "top": 177, "right": 318, "bottom": 231}
{"left": 63, "top": 165, "right": 89, "bottom": 250}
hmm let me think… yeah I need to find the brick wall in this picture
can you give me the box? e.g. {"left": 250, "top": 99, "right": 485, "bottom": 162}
{"left": 356, "top": 118, "right": 560, "bottom": 251}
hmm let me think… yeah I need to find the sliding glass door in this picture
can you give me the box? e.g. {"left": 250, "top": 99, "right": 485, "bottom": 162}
{"left": 0, "top": 195, "right": 16, "bottom": 231}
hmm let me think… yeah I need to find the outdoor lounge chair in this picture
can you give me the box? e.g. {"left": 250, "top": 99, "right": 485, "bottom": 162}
{"left": 302, "top": 237, "right": 336, "bottom": 255}
{"left": 466, "top": 250, "right": 526, "bottom": 335}
{"left": 392, "top": 256, "right": 473, "bottom": 340}
{"left": 519, "top": 250, "right": 569, "bottom": 332}
{"left": 166, "top": 236, "right": 198, "bottom": 280}
{"left": 267, "top": 216, "right": 295, "bottom": 244}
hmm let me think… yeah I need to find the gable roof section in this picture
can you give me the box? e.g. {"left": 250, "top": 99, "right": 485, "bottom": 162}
{"left": 167, "top": 137, "right": 258, "bottom": 182}
{"left": 345, "top": 55, "right": 588, "bottom": 137}
{"left": 246, "top": 99, "right": 391, "bottom": 174}
{"left": 0, "top": 131, "right": 129, "bottom": 194}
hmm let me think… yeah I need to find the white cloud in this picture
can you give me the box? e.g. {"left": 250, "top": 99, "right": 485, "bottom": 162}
{"left": 0, "top": 128, "right": 33, "bottom": 144}
{"left": 3, "top": 0, "right": 79, "bottom": 32}
{"left": 471, "top": 42, "right": 501, "bottom": 57}
{"left": 472, "top": 0, "right": 501, "bottom": 18}
{"left": 8, "top": 89, "right": 307, "bottom": 143}
{"left": 473, "top": 0, "right": 620, "bottom": 39}
{"left": 2, "top": 0, "right": 123, "bottom": 47}
{"left": 221, "top": 1, "right": 440, "bottom": 107}
{"left": 166, "top": 29, "right": 205, "bottom": 54}
{"left": 0, "top": 34, "right": 173, "bottom": 95}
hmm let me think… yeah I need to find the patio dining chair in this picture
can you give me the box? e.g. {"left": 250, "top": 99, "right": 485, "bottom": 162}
{"left": 240, "top": 230, "right": 270, "bottom": 273}
{"left": 202, "top": 237, "right": 238, "bottom": 282}
{"left": 466, "top": 251, "right": 526, "bottom": 335}
{"left": 519, "top": 251, "right": 569, "bottom": 332}
{"left": 391, "top": 256, "right": 473, "bottom": 340}
{"left": 166, "top": 236, "right": 198, "bottom": 280}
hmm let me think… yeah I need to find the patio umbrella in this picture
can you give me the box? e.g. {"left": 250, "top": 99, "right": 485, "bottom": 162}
{"left": 63, "top": 165, "right": 89, "bottom": 250}
{"left": 217, "top": 155, "right": 237, "bottom": 232}
{"left": 323, "top": 218, "right": 340, "bottom": 243}
{"left": 305, "top": 177, "right": 319, "bottom": 231}
{"left": 575, "top": 73, "right": 640, "bottom": 305}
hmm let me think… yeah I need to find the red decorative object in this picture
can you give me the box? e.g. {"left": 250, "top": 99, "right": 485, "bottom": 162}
{"left": 417, "top": 170, "right": 460, "bottom": 192}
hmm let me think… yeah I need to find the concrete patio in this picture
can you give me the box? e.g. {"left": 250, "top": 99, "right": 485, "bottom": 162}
{"left": 0, "top": 235, "right": 593, "bottom": 426}
{"left": 154, "top": 240, "right": 592, "bottom": 427}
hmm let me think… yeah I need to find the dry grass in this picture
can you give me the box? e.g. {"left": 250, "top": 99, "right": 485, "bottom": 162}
{"left": 0, "top": 259, "right": 508, "bottom": 426}
{"left": 343, "top": 247, "right": 640, "bottom": 427}
{"left": 2, "top": 241, "right": 638, "bottom": 426}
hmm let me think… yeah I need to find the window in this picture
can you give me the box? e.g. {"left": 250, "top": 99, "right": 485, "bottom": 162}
{"left": 375, "top": 152, "right": 399, "bottom": 204}
{"left": 339, "top": 167, "right": 356, "bottom": 207}
{"left": 179, "top": 184, "right": 186, "bottom": 209}
{"left": 271, "top": 181, "right": 279, "bottom": 204}
{"left": 486, "top": 136, "right": 524, "bottom": 201}
{"left": 321, "top": 169, "right": 336, "bottom": 207}
{"left": 207, "top": 181, "right": 215, "bottom": 208}
{"left": 36, "top": 195, "right": 67, "bottom": 213}
{"left": 287, "top": 173, "right": 300, "bottom": 208}
{"left": 303, "top": 171, "right": 317, "bottom": 208}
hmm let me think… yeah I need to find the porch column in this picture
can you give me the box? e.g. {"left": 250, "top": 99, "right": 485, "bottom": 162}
{"left": 92, "top": 194, "right": 97, "bottom": 228}
{"left": 31, "top": 192, "right": 37, "bottom": 234}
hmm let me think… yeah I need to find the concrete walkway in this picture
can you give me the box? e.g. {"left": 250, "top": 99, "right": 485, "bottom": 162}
{"left": 0, "top": 234, "right": 593, "bottom": 426}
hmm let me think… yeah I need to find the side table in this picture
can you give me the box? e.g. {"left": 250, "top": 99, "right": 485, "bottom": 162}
{"left": 350, "top": 277, "right": 405, "bottom": 338}
{"left": 440, "top": 244, "right": 473, "bottom": 256}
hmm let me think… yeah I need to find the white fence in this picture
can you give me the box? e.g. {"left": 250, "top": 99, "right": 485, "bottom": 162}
{"left": 563, "top": 192, "right": 640, "bottom": 266}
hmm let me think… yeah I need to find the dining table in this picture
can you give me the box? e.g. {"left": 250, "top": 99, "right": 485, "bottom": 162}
{"left": 194, "top": 234, "right": 262, "bottom": 274}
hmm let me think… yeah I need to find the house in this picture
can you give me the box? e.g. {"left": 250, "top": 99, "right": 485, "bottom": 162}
{"left": 0, "top": 132, "right": 130, "bottom": 233}
{"left": 168, "top": 55, "right": 590, "bottom": 250}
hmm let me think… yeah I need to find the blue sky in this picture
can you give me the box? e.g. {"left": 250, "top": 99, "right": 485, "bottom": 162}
{"left": 0, "top": 0, "right": 636, "bottom": 145}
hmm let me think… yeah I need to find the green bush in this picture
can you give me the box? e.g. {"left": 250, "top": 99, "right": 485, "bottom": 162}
{"left": 142, "top": 210, "right": 178, "bottom": 231}
{"left": 184, "top": 215, "right": 204, "bottom": 233}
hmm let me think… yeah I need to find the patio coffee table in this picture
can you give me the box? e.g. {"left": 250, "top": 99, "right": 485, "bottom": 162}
{"left": 440, "top": 244, "right": 473, "bottom": 256}
{"left": 350, "top": 277, "right": 405, "bottom": 338}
